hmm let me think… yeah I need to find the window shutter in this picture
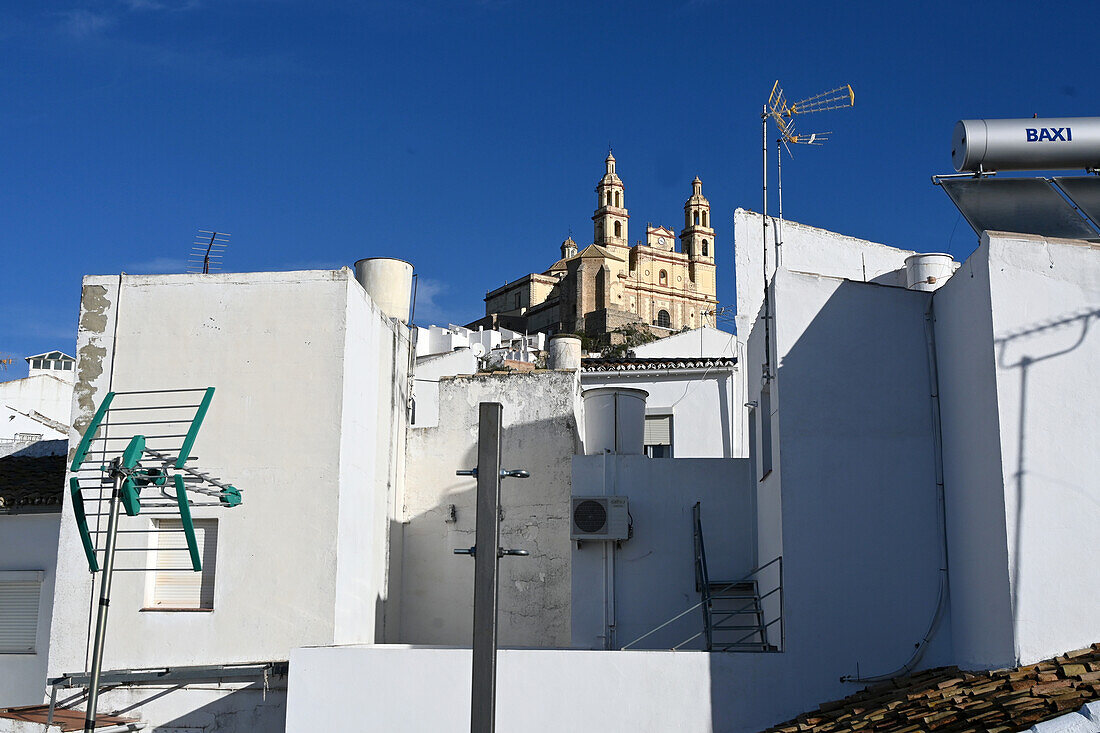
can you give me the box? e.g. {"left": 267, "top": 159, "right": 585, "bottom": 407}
{"left": 0, "top": 572, "right": 43, "bottom": 654}
{"left": 644, "top": 415, "right": 672, "bottom": 446}
{"left": 152, "top": 520, "right": 217, "bottom": 609}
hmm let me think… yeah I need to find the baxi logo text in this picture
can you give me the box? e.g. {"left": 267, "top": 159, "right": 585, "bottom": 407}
{"left": 1026, "top": 127, "right": 1072, "bottom": 142}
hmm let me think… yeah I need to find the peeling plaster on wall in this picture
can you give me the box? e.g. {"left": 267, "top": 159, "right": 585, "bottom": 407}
{"left": 400, "top": 370, "right": 580, "bottom": 647}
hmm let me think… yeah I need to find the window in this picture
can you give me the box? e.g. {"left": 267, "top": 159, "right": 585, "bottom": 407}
{"left": 605, "top": 191, "right": 611, "bottom": 205}
{"left": 659, "top": 270, "right": 668, "bottom": 286}
{"left": 147, "top": 519, "right": 218, "bottom": 610}
{"left": 702, "top": 240, "right": 709, "bottom": 257}
{"left": 615, "top": 191, "right": 621, "bottom": 207}
{"left": 703, "top": 211, "right": 708, "bottom": 227}
{"left": 32, "top": 360, "right": 43, "bottom": 370}
{"left": 614, "top": 221, "right": 622, "bottom": 237}
{"left": 53, "top": 361, "right": 63, "bottom": 370}
{"left": 0, "top": 571, "right": 43, "bottom": 654}
{"left": 63, "top": 361, "right": 73, "bottom": 370}
{"left": 760, "top": 384, "right": 774, "bottom": 479}
{"left": 694, "top": 211, "right": 700, "bottom": 225}
{"left": 656, "top": 309, "right": 671, "bottom": 328}
{"left": 644, "top": 415, "right": 672, "bottom": 458}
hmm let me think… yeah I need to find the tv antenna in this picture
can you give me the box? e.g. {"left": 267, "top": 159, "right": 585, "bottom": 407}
{"left": 760, "top": 81, "right": 855, "bottom": 381}
{"left": 188, "top": 230, "right": 230, "bottom": 274}
{"left": 67, "top": 387, "right": 243, "bottom": 732}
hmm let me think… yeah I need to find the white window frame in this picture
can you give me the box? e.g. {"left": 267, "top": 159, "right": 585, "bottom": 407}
{"left": 644, "top": 414, "right": 673, "bottom": 459}
{"left": 0, "top": 571, "right": 44, "bottom": 655}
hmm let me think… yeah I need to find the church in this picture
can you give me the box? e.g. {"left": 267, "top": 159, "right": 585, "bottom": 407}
{"left": 469, "top": 153, "right": 718, "bottom": 342}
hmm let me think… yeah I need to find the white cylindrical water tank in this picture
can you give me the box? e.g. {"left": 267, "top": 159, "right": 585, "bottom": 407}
{"left": 354, "top": 258, "right": 414, "bottom": 323}
{"left": 548, "top": 334, "right": 582, "bottom": 370}
{"left": 952, "top": 118, "right": 1100, "bottom": 172}
{"left": 905, "top": 253, "right": 955, "bottom": 292}
{"left": 582, "top": 387, "right": 648, "bottom": 455}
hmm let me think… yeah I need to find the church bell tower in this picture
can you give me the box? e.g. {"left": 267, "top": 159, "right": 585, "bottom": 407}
{"left": 681, "top": 176, "right": 714, "bottom": 262}
{"left": 593, "top": 151, "right": 629, "bottom": 248}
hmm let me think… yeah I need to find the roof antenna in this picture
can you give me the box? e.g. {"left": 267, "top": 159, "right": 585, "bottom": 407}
{"left": 188, "top": 230, "right": 231, "bottom": 274}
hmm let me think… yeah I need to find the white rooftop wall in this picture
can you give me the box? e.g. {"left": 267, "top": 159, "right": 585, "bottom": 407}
{"left": 571, "top": 456, "right": 755, "bottom": 650}
{"left": 410, "top": 348, "right": 478, "bottom": 428}
{"left": 733, "top": 209, "right": 924, "bottom": 336}
{"left": 936, "top": 232, "right": 1100, "bottom": 667}
{"left": 631, "top": 326, "right": 737, "bottom": 358}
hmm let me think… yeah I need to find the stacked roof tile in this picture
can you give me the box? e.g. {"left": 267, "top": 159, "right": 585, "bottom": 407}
{"left": 761, "top": 644, "right": 1100, "bottom": 733}
{"left": 581, "top": 356, "right": 737, "bottom": 371}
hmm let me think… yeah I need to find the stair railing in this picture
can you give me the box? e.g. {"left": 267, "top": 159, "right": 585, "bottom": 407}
{"left": 620, "top": 504, "right": 784, "bottom": 652}
{"left": 692, "top": 502, "right": 713, "bottom": 649}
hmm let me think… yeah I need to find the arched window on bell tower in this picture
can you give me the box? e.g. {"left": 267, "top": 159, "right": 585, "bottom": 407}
{"left": 614, "top": 221, "right": 622, "bottom": 238}
{"left": 702, "top": 240, "right": 709, "bottom": 257}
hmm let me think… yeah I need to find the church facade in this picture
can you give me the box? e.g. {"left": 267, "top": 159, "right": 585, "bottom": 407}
{"left": 471, "top": 153, "right": 718, "bottom": 342}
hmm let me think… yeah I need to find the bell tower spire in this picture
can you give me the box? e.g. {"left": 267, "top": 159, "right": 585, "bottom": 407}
{"left": 593, "top": 150, "right": 628, "bottom": 247}
{"left": 681, "top": 176, "right": 714, "bottom": 262}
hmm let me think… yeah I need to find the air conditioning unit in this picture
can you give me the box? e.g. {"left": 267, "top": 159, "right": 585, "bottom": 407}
{"left": 571, "top": 496, "right": 630, "bottom": 541}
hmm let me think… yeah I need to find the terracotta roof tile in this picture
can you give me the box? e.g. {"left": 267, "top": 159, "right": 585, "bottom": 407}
{"left": 759, "top": 644, "right": 1100, "bottom": 733}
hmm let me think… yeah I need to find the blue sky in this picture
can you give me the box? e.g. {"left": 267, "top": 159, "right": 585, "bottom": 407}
{"left": 2, "top": 0, "right": 1098, "bottom": 374}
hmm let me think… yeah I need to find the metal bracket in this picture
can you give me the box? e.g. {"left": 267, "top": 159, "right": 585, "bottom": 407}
{"left": 453, "top": 547, "right": 530, "bottom": 558}
{"left": 456, "top": 468, "right": 531, "bottom": 479}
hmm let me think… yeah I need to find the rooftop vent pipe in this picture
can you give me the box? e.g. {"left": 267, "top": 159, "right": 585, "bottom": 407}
{"left": 354, "top": 258, "right": 414, "bottom": 323}
{"left": 548, "top": 334, "right": 582, "bottom": 370}
{"left": 582, "top": 387, "right": 648, "bottom": 455}
{"left": 904, "top": 254, "right": 956, "bottom": 292}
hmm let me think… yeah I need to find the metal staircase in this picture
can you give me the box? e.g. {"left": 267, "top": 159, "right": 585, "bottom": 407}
{"left": 693, "top": 502, "right": 777, "bottom": 652}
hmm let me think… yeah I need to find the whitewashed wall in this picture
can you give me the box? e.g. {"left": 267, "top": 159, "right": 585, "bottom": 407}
{"left": 287, "top": 646, "right": 715, "bottom": 733}
{"left": 570, "top": 455, "right": 755, "bottom": 650}
{"left": 768, "top": 269, "right": 951, "bottom": 675}
{"left": 733, "top": 209, "right": 918, "bottom": 335}
{"left": 398, "top": 370, "right": 581, "bottom": 647}
{"left": 0, "top": 514, "right": 60, "bottom": 706}
{"left": 930, "top": 237, "right": 1016, "bottom": 670}
{"left": 47, "top": 269, "right": 409, "bottom": 682}
{"left": 936, "top": 232, "right": 1100, "bottom": 667}
{"left": 410, "top": 348, "right": 478, "bottom": 428}
{"left": 631, "top": 327, "right": 737, "bottom": 359}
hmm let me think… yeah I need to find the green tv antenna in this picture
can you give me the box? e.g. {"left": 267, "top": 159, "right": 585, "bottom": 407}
{"left": 68, "top": 387, "right": 243, "bottom": 733}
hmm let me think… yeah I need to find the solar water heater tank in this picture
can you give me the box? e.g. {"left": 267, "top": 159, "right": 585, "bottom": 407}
{"left": 952, "top": 117, "right": 1100, "bottom": 172}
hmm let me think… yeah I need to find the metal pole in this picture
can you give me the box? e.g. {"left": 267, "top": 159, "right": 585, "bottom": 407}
{"left": 777, "top": 137, "right": 783, "bottom": 268}
{"left": 470, "top": 402, "right": 503, "bottom": 733}
{"left": 84, "top": 464, "right": 123, "bottom": 733}
{"left": 762, "top": 106, "right": 773, "bottom": 381}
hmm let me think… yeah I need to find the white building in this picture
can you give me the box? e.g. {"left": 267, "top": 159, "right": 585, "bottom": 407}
{"left": 580, "top": 326, "right": 743, "bottom": 459}
{"left": 288, "top": 215, "right": 1100, "bottom": 732}
{"left": 0, "top": 268, "right": 413, "bottom": 728}
{"left": 3, "top": 203, "right": 1098, "bottom": 733}
{"left": 0, "top": 353, "right": 75, "bottom": 456}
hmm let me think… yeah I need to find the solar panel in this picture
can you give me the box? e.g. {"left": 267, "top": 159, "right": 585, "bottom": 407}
{"left": 940, "top": 178, "right": 1099, "bottom": 240}
{"left": 1052, "top": 177, "right": 1100, "bottom": 231}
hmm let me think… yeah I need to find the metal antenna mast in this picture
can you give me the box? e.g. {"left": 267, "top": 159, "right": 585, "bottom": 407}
{"left": 760, "top": 81, "right": 855, "bottom": 380}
